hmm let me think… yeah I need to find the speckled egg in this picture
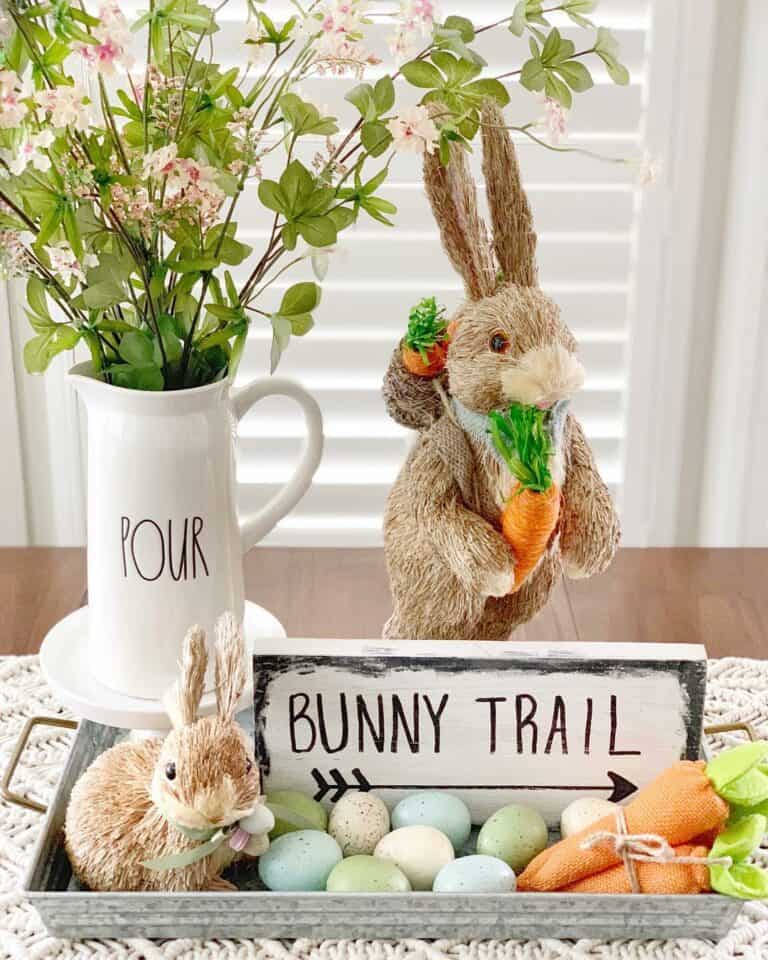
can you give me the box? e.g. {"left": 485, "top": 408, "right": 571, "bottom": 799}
{"left": 373, "top": 825, "right": 454, "bottom": 891}
{"left": 258, "top": 829, "right": 342, "bottom": 891}
{"left": 391, "top": 791, "right": 472, "bottom": 852}
{"left": 328, "top": 791, "right": 390, "bottom": 856}
{"left": 560, "top": 798, "right": 619, "bottom": 839}
{"left": 433, "top": 855, "right": 517, "bottom": 893}
{"left": 266, "top": 790, "right": 328, "bottom": 838}
{"left": 476, "top": 804, "right": 548, "bottom": 873}
{"left": 326, "top": 855, "right": 412, "bottom": 893}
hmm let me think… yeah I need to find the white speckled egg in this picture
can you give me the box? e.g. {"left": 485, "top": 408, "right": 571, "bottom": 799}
{"left": 373, "top": 825, "right": 454, "bottom": 891}
{"left": 560, "top": 798, "right": 619, "bottom": 839}
{"left": 433, "top": 855, "right": 517, "bottom": 893}
{"left": 391, "top": 791, "right": 472, "bottom": 852}
{"left": 258, "top": 830, "right": 342, "bottom": 891}
{"left": 328, "top": 791, "right": 390, "bottom": 856}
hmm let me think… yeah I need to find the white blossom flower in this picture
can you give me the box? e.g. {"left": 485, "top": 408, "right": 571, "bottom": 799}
{"left": 35, "top": 85, "right": 91, "bottom": 131}
{"left": 387, "top": 104, "right": 438, "bottom": 155}
{"left": 45, "top": 242, "right": 95, "bottom": 285}
{"left": 3, "top": 129, "right": 55, "bottom": 175}
{"left": 389, "top": 0, "right": 439, "bottom": 61}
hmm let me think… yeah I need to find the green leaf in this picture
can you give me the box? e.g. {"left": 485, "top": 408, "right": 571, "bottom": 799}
{"left": 258, "top": 179, "right": 288, "bottom": 214}
{"left": 361, "top": 121, "right": 392, "bottom": 157}
{"left": 82, "top": 281, "right": 126, "bottom": 309}
{"left": 27, "top": 276, "right": 50, "bottom": 320}
{"left": 373, "top": 75, "right": 395, "bottom": 114}
{"left": 509, "top": 1, "right": 527, "bottom": 36}
{"left": 602, "top": 56, "right": 630, "bottom": 86}
{"left": 23, "top": 325, "right": 80, "bottom": 374}
{"left": 345, "top": 82, "right": 375, "bottom": 118}
{"left": 711, "top": 815, "right": 767, "bottom": 863}
{"left": 401, "top": 59, "right": 444, "bottom": 88}
{"left": 206, "top": 303, "right": 241, "bottom": 321}
{"left": 541, "top": 27, "right": 562, "bottom": 63}
{"left": 544, "top": 71, "right": 572, "bottom": 108}
{"left": 217, "top": 237, "right": 252, "bottom": 266}
{"left": 118, "top": 331, "right": 155, "bottom": 367}
{"left": 443, "top": 15, "right": 475, "bottom": 43}
{"left": 157, "top": 313, "right": 183, "bottom": 363}
{"left": 173, "top": 257, "right": 219, "bottom": 273}
{"left": 290, "top": 313, "right": 314, "bottom": 336}
{"left": 520, "top": 57, "right": 546, "bottom": 92}
{"left": 110, "top": 364, "right": 165, "bottom": 391}
{"left": 710, "top": 863, "right": 768, "bottom": 901}
{"left": 707, "top": 742, "right": 768, "bottom": 793}
{"left": 555, "top": 60, "right": 593, "bottom": 92}
{"left": 461, "top": 78, "right": 510, "bottom": 107}
{"left": 296, "top": 215, "right": 337, "bottom": 248}
{"left": 278, "top": 282, "right": 321, "bottom": 317}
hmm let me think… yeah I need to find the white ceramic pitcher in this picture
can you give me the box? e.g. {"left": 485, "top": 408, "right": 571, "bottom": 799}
{"left": 68, "top": 361, "right": 323, "bottom": 700}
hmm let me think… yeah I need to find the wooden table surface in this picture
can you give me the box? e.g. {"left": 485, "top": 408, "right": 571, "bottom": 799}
{"left": 1, "top": 547, "right": 766, "bottom": 659}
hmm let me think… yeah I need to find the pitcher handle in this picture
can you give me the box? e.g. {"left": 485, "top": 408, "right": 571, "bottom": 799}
{"left": 232, "top": 377, "right": 324, "bottom": 553}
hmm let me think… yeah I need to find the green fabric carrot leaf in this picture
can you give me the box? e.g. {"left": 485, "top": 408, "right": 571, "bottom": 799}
{"left": 401, "top": 297, "right": 449, "bottom": 377}
{"left": 707, "top": 741, "right": 768, "bottom": 806}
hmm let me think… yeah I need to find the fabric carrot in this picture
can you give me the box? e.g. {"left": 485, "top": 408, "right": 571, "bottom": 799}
{"left": 518, "top": 742, "right": 768, "bottom": 899}
{"left": 401, "top": 296, "right": 449, "bottom": 378}
{"left": 488, "top": 403, "right": 560, "bottom": 592}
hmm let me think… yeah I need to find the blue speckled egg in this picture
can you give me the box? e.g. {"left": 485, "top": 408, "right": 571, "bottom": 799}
{"left": 391, "top": 791, "right": 472, "bottom": 851}
{"left": 258, "top": 829, "right": 342, "bottom": 891}
{"left": 433, "top": 855, "right": 517, "bottom": 893}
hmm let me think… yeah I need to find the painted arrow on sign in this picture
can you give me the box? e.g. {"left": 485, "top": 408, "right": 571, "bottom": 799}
{"left": 310, "top": 768, "right": 638, "bottom": 805}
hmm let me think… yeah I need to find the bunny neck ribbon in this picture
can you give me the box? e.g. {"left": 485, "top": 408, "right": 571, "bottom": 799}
{"left": 141, "top": 812, "right": 261, "bottom": 872}
{"left": 451, "top": 396, "right": 570, "bottom": 463}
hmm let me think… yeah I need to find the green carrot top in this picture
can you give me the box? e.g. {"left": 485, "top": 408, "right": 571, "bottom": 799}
{"left": 487, "top": 402, "right": 554, "bottom": 493}
{"left": 403, "top": 296, "right": 448, "bottom": 363}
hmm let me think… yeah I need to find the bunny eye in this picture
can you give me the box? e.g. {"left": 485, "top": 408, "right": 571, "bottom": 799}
{"left": 245, "top": 758, "right": 253, "bottom": 774}
{"left": 490, "top": 332, "right": 511, "bottom": 354}
{"left": 165, "top": 762, "right": 176, "bottom": 781}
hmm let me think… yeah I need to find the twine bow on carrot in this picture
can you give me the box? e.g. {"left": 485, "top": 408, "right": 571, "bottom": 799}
{"left": 580, "top": 808, "right": 733, "bottom": 895}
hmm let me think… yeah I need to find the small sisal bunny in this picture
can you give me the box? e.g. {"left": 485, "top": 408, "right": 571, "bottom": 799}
{"left": 382, "top": 100, "right": 620, "bottom": 642}
{"left": 64, "top": 613, "right": 273, "bottom": 891}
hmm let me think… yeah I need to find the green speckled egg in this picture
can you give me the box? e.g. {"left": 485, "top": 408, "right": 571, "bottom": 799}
{"left": 266, "top": 790, "right": 328, "bottom": 838}
{"left": 391, "top": 791, "right": 472, "bottom": 851}
{"left": 476, "top": 804, "right": 548, "bottom": 872}
{"left": 258, "top": 830, "right": 342, "bottom": 891}
{"left": 326, "top": 855, "right": 412, "bottom": 893}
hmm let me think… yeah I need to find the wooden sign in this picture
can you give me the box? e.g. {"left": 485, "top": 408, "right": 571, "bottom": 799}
{"left": 252, "top": 640, "right": 706, "bottom": 826}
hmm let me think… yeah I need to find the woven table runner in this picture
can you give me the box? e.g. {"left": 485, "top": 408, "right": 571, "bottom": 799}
{"left": 1, "top": 655, "right": 767, "bottom": 960}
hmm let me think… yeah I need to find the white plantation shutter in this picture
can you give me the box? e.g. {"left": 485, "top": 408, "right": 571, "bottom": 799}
{"left": 223, "top": 0, "right": 649, "bottom": 545}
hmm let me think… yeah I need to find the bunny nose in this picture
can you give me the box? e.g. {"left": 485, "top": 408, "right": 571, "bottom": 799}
{"left": 501, "top": 343, "right": 585, "bottom": 407}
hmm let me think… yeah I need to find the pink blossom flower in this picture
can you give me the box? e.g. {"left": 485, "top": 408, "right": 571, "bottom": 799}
{"left": 142, "top": 143, "right": 179, "bottom": 181}
{"left": 0, "top": 230, "right": 32, "bottom": 279}
{"left": 45, "top": 242, "right": 97, "bottom": 285}
{"left": 0, "top": 70, "right": 28, "bottom": 129}
{"left": 387, "top": 104, "right": 438, "bottom": 155}
{"left": 78, "top": 4, "right": 134, "bottom": 75}
{"left": 538, "top": 95, "right": 568, "bottom": 145}
{"left": 637, "top": 151, "right": 661, "bottom": 186}
{"left": 35, "top": 85, "right": 91, "bottom": 131}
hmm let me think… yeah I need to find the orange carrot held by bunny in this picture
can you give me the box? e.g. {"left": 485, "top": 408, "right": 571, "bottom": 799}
{"left": 488, "top": 403, "right": 561, "bottom": 592}
{"left": 400, "top": 296, "right": 450, "bottom": 378}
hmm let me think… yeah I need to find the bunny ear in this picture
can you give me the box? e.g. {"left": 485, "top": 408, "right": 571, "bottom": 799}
{"left": 481, "top": 99, "right": 538, "bottom": 287}
{"left": 165, "top": 625, "right": 207, "bottom": 729}
{"left": 423, "top": 124, "right": 496, "bottom": 300}
{"left": 214, "top": 612, "right": 246, "bottom": 722}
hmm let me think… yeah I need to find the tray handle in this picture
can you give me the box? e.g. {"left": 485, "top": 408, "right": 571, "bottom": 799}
{"left": 1, "top": 715, "right": 78, "bottom": 814}
{"left": 702, "top": 721, "right": 759, "bottom": 763}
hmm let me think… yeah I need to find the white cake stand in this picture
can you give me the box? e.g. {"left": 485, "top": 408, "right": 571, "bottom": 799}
{"left": 40, "top": 601, "right": 286, "bottom": 736}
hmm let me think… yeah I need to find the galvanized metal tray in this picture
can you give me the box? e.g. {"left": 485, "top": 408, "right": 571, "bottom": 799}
{"left": 20, "top": 719, "right": 744, "bottom": 941}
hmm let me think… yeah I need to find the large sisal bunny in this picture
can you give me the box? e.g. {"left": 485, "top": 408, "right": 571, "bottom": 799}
{"left": 65, "top": 613, "right": 273, "bottom": 891}
{"left": 382, "top": 100, "right": 620, "bottom": 641}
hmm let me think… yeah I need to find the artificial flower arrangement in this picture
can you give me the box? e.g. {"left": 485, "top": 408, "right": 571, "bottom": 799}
{"left": 0, "top": 0, "right": 632, "bottom": 390}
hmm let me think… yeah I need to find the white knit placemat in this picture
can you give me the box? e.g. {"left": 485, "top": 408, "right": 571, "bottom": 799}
{"left": 1, "top": 655, "right": 768, "bottom": 960}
